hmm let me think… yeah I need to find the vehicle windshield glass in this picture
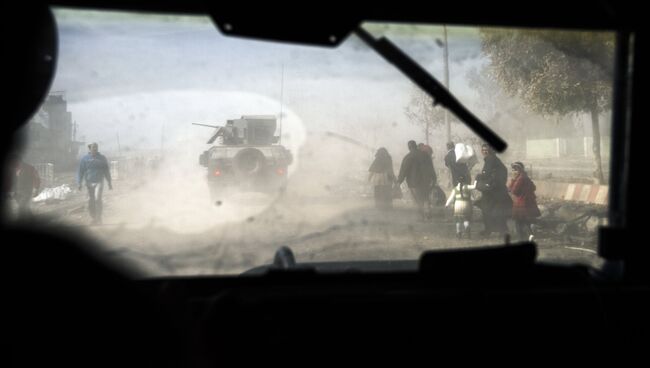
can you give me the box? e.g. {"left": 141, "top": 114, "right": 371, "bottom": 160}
{"left": 4, "top": 8, "right": 615, "bottom": 276}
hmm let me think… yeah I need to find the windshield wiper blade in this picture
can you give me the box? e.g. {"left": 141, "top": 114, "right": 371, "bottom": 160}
{"left": 354, "top": 27, "right": 507, "bottom": 152}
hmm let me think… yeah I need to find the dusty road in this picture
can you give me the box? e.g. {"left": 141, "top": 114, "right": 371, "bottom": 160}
{"left": 21, "top": 166, "right": 602, "bottom": 277}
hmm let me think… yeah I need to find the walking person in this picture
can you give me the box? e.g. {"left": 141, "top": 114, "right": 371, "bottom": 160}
{"left": 444, "top": 141, "right": 471, "bottom": 188}
{"left": 508, "top": 162, "right": 541, "bottom": 241}
{"left": 475, "top": 144, "right": 512, "bottom": 238}
{"left": 368, "top": 147, "right": 396, "bottom": 210}
{"left": 418, "top": 143, "right": 439, "bottom": 214}
{"left": 396, "top": 140, "right": 434, "bottom": 221}
{"left": 78, "top": 143, "right": 113, "bottom": 224}
{"left": 445, "top": 175, "right": 477, "bottom": 239}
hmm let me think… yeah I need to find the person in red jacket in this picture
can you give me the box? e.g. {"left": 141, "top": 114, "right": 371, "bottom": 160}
{"left": 508, "top": 162, "right": 540, "bottom": 241}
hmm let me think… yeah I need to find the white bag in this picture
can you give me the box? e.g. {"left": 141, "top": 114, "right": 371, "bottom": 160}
{"left": 455, "top": 143, "right": 478, "bottom": 168}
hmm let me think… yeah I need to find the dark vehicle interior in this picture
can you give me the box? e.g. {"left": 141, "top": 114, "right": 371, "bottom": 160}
{"left": 4, "top": 1, "right": 649, "bottom": 366}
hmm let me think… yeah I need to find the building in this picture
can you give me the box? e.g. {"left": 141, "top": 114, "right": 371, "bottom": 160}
{"left": 22, "top": 92, "right": 84, "bottom": 170}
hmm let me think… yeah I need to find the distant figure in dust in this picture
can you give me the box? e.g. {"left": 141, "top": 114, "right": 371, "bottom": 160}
{"left": 397, "top": 140, "right": 436, "bottom": 220}
{"left": 78, "top": 142, "right": 113, "bottom": 224}
{"left": 133, "top": 156, "right": 145, "bottom": 183}
{"left": 445, "top": 174, "right": 477, "bottom": 239}
{"left": 368, "top": 147, "right": 396, "bottom": 210}
{"left": 8, "top": 154, "right": 41, "bottom": 218}
{"left": 148, "top": 156, "right": 160, "bottom": 174}
{"left": 508, "top": 162, "right": 541, "bottom": 242}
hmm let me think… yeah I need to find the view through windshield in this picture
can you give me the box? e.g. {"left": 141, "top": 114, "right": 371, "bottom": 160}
{"left": 4, "top": 9, "right": 614, "bottom": 276}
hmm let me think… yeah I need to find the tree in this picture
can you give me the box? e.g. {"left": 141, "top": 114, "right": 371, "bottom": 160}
{"left": 480, "top": 29, "right": 614, "bottom": 183}
{"left": 467, "top": 66, "right": 581, "bottom": 157}
{"left": 466, "top": 66, "right": 524, "bottom": 129}
{"left": 404, "top": 87, "right": 446, "bottom": 145}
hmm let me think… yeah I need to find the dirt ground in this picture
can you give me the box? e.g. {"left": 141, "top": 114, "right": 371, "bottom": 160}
{"left": 11, "top": 164, "right": 602, "bottom": 277}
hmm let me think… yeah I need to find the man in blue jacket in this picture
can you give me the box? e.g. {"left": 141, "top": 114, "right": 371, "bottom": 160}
{"left": 78, "top": 142, "right": 113, "bottom": 224}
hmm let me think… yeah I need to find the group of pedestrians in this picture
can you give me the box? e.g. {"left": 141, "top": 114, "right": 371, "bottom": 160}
{"left": 368, "top": 140, "right": 439, "bottom": 220}
{"left": 368, "top": 141, "right": 541, "bottom": 242}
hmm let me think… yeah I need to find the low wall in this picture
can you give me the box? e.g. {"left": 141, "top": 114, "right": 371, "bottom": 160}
{"left": 534, "top": 180, "right": 608, "bottom": 205}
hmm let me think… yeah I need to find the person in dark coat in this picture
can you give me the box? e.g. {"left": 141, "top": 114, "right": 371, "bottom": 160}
{"left": 475, "top": 143, "right": 512, "bottom": 237}
{"left": 397, "top": 140, "right": 435, "bottom": 220}
{"left": 368, "top": 147, "right": 396, "bottom": 210}
{"left": 444, "top": 141, "right": 471, "bottom": 187}
{"left": 508, "top": 162, "right": 541, "bottom": 241}
{"left": 418, "top": 143, "right": 440, "bottom": 212}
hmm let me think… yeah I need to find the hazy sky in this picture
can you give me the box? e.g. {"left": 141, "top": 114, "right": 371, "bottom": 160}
{"left": 19, "top": 9, "right": 612, "bottom": 275}
{"left": 49, "top": 9, "right": 488, "bottom": 160}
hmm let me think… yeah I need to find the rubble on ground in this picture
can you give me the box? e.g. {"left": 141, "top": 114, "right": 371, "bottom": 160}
{"left": 33, "top": 184, "right": 73, "bottom": 203}
{"left": 534, "top": 198, "right": 607, "bottom": 241}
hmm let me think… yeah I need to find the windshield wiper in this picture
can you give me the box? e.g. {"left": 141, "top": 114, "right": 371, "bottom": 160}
{"left": 354, "top": 27, "right": 507, "bottom": 152}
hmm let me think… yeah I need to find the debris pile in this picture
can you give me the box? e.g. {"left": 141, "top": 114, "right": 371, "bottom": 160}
{"left": 534, "top": 199, "right": 608, "bottom": 242}
{"left": 33, "top": 184, "right": 73, "bottom": 203}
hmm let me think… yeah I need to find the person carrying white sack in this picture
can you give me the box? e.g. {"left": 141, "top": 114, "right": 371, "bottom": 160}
{"left": 444, "top": 142, "right": 478, "bottom": 188}
{"left": 445, "top": 174, "right": 478, "bottom": 239}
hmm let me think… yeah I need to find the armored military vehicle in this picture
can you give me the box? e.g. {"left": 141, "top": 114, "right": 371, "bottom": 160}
{"left": 197, "top": 115, "right": 292, "bottom": 198}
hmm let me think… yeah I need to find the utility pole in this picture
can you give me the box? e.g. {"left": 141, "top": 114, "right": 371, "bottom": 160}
{"left": 116, "top": 131, "right": 121, "bottom": 157}
{"left": 161, "top": 124, "right": 165, "bottom": 157}
{"left": 443, "top": 25, "right": 450, "bottom": 143}
{"left": 279, "top": 63, "right": 284, "bottom": 145}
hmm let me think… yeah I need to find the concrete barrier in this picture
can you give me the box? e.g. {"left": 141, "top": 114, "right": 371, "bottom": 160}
{"left": 526, "top": 138, "right": 562, "bottom": 159}
{"left": 526, "top": 137, "right": 610, "bottom": 159}
{"left": 534, "top": 180, "right": 608, "bottom": 205}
